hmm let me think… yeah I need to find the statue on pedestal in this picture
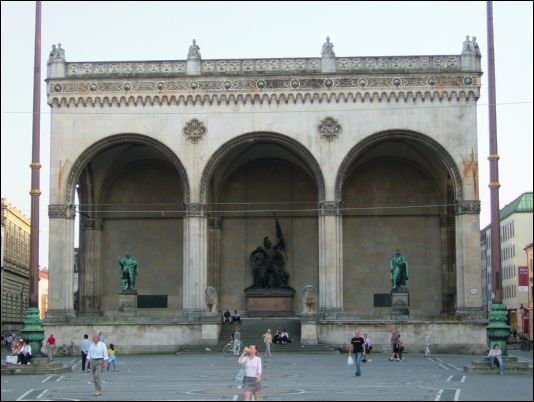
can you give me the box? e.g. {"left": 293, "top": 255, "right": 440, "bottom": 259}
{"left": 245, "top": 216, "right": 293, "bottom": 291}
{"left": 389, "top": 249, "right": 409, "bottom": 290}
{"left": 119, "top": 250, "right": 138, "bottom": 292}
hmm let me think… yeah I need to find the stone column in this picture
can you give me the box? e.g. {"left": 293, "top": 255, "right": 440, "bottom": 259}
{"left": 318, "top": 202, "right": 343, "bottom": 315}
{"left": 80, "top": 218, "right": 103, "bottom": 314}
{"left": 46, "top": 204, "right": 76, "bottom": 319}
{"left": 454, "top": 200, "right": 484, "bottom": 318}
{"left": 207, "top": 217, "right": 221, "bottom": 293}
{"left": 183, "top": 203, "right": 208, "bottom": 312}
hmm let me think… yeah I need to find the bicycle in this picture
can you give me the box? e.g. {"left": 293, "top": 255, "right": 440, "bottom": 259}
{"left": 223, "top": 339, "right": 242, "bottom": 356}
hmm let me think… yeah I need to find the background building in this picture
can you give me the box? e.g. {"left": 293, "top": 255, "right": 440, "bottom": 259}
{"left": 1, "top": 198, "right": 31, "bottom": 333}
{"left": 525, "top": 243, "right": 532, "bottom": 341}
{"left": 481, "top": 192, "right": 533, "bottom": 333}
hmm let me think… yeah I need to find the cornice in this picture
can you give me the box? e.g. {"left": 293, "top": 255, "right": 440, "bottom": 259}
{"left": 47, "top": 73, "right": 481, "bottom": 107}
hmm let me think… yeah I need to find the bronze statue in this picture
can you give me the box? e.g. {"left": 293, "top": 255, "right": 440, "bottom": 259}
{"left": 245, "top": 217, "right": 293, "bottom": 291}
{"left": 390, "top": 249, "right": 409, "bottom": 290}
{"left": 119, "top": 250, "right": 138, "bottom": 291}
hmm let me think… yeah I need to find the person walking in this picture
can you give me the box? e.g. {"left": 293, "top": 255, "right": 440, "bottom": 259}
{"left": 363, "top": 333, "right": 372, "bottom": 362}
{"left": 107, "top": 344, "right": 118, "bottom": 371}
{"left": 348, "top": 329, "right": 366, "bottom": 376}
{"left": 238, "top": 345, "right": 262, "bottom": 401}
{"left": 81, "top": 334, "right": 91, "bottom": 372}
{"left": 262, "top": 329, "right": 272, "bottom": 358}
{"left": 233, "top": 327, "right": 241, "bottom": 356}
{"left": 389, "top": 330, "right": 400, "bottom": 361}
{"left": 46, "top": 334, "right": 56, "bottom": 362}
{"left": 424, "top": 331, "right": 432, "bottom": 357}
{"left": 87, "top": 333, "right": 109, "bottom": 396}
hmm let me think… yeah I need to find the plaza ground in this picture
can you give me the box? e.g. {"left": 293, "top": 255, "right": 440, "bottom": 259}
{"left": 1, "top": 350, "right": 532, "bottom": 401}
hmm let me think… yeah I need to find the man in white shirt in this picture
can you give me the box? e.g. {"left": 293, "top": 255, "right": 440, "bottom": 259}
{"left": 87, "top": 333, "right": 108, "bottom": 396}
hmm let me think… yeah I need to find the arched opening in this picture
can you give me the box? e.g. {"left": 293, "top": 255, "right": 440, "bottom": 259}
{"left": 337, "top": 130, "right": 461, "bottom": 318}
{"left": 202, "top": 133, "right": 324, "bottom": 313}
{"left": 68, "top": 134, "right": 189, "bottom": 314}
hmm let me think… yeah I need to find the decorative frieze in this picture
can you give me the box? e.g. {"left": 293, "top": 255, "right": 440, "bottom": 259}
{"left": 454, "top": 200, "right": 481, "bottom": 215}
{"left": 48, "top": 204, "right": 76, "bottom": 219}
{"left": 182, "top": 119, "right": 207, "bottom": 144}
{"left": 317, "top": 117, "right": 342, "bottom": 142}
{"left": 47, "top": 74, "right": 480, "bottom": 107}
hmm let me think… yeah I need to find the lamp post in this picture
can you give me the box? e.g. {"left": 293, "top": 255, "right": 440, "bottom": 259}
{"left": 519, "top": 303, "right": 525, "bottom": 334}
{"left": 484, "top": 0, "right": 510, "bottom": 354}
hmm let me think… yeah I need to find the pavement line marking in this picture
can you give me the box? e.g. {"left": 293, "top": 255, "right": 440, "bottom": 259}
{"left": 435, "top": 357, "right": 444, "bottom": 362}
{"left": 447, "top": 363, "right": 462, "bottom": 371}
{"left": 446, "top": 375, "right": 453, "bottom": 382}
{"left": 42, "top": 376, "right": 53, "bottom": 383}
{"left": 56, "top": 375, "right": 64, "bottom": 382}
{"left": 454, "top": 388, "right": 461, "bottom": 401}
{"left": 439, "top": 363, "right": 450, "bottom": 371}
{"left": 36, "top": 389, "right": 48, "bottom": 399}
{"left": 461, "top": 375, "right": 466, "bottom": 383}
{"left": 435, "top": 389, "right": 444, "bottom": 401}
{"left": 16, "top": 389, "right": 34, "bottom": 401}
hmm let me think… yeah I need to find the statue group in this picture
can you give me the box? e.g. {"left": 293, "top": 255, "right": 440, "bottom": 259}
{"left": 245, "top": 217, "right": 293, "bottom": 291}
{"left": 390, "top": 249, "right": 409, "bottom": 290}
{"left": 119, "top": 250, "right": 138, "bottom": 292}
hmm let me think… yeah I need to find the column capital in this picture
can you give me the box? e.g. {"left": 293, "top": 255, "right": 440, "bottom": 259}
{"left": 185, "top": 203, "right": 207, "bottom": 217}
{"left": 454, "top": 200, "right": 480, "bottom": 215}
{"left": 318, "top": 201, "right": 340, "bottom": 216}
{"left": 48, "top": 204, "right": 76, "bottom": 219}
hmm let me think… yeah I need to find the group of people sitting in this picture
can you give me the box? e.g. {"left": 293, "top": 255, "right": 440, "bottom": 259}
{"left": 272, "top": 329, "right": 291, "bottom": 344}
{"left": 223, "top": 309, "right": 241, "bottom": 324}
{"left": 507, "top": 330, "right": 522, "bottom": 344}
{"left": 9, "top": 338, "right": 32, "bottom": 365}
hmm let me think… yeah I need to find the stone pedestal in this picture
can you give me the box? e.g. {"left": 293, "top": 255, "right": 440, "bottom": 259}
{"left": 245, "top": 288, "right": 295, "bottom": 316}
{"left": 118, "top": 291, "right": 137, "bottom": 314}
{"left": 391, "top": 289, "right": 409, "bottom": 316}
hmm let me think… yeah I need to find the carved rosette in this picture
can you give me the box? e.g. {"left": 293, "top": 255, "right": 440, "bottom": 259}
{"left": 48, "top": 204, "right": 76, "bottom": 219}
{"left": 317, "top": 117, "right": 342, "bottom": 142}
{"left": 185, "top": 203, "right": 207, "bottom": 217}
{"left": 318, "top": 201, "right": 340, "bottom": 216}
{"left": 454, "top": 200, "right": 481, "bottom": 215}
{"left": 182, "top": 119, "right": 207, "bottom": 144}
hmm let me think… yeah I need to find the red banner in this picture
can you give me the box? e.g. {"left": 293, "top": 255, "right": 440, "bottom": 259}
{"left": 518, "top": 266, "right": 528, "bottom": 286}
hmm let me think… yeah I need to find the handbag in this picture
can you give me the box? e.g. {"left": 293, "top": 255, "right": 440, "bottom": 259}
{"left": 234, "top": 366, "right": 245, "bottom": 384}
{"left": 347, "top": 355, "right": 354, "bottom": 366}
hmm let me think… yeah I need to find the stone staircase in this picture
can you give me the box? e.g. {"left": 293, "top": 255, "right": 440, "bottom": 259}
{"left": 464, "top": 355, "right": 532, "bottom": 375}
{"left": 179, "top": 317, "right": 337, "bottom": 354}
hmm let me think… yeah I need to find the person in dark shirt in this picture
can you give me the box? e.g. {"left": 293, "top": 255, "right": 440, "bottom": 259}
{"left": 348, "top": 329, "right": 366, "bottom": 376}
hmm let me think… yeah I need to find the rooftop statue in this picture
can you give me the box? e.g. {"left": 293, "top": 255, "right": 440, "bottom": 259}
{"left": 321, "top": 36, "right": 335, "bottom": 57}
{"left": 188, "top": 39, "right": 201, "bottom": 58}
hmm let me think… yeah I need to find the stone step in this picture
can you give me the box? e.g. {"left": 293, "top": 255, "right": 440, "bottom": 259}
{"left": 469, "top": 361, "right": 530, "bottom": 369}
{"left": 463, "top": 365, "right": 532, "bottom": 375}
{"left": 1, "top": 362, "right": 72, "bottom": 375}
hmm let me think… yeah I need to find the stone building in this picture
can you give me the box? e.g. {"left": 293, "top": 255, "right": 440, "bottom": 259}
{"left": 525, "top": 243, "right": 533, "bottom": 341}
{"left": 1, "top": 198, "right": 31, "bottom": 333}
{"left": 44, "top": 37, "right": 486, "bottom": 352}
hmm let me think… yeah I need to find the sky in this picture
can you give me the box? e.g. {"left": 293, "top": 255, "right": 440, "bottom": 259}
{"left": 1, "top": 1, "right": 533, "bottom": 268}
